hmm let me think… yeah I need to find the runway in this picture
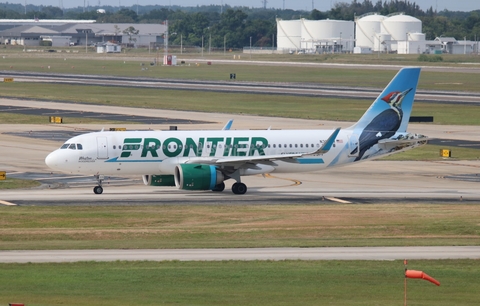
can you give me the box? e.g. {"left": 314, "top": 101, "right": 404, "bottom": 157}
{"left": 1, "top": 246, "right": 480, "bottom": 263}
{"left": 4, "top": 71, "right": 480, "bottom": 104}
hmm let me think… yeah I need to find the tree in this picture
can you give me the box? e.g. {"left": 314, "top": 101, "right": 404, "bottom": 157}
{"left": 123, "top": 26, "right": 139, "bottom": 46}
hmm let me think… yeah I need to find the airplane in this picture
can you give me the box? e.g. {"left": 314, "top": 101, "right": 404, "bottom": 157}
{"left": 45, "top": 67, "right": 428, "bottom": 195}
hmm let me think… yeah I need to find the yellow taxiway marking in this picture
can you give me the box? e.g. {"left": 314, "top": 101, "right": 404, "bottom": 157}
{"left": 325, "top": 197, "right": 352, "bottom": 204}
{"left": 0, "top": 200, "right": 17, "bottom": 206}
{"left": 263, "top": 173, "right": 302, "bottom": 187}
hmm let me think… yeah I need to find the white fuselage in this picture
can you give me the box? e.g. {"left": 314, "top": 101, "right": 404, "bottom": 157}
{"left": 45, "top": 129, "right": 360, "bottom": 176}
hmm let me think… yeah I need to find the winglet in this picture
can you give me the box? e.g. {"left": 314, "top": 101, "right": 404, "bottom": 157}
{"left": 222, "top": 119, "right": 234, "bottom": 130}
{"left": 313, "top": 128, "right": 341, "bottom": 154}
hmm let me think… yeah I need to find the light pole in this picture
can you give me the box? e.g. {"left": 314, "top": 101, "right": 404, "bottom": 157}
{"left": 340, "top": 32, "right": 342, "bottom": 53}
{"left": 224, "top": 34, "right": 226, "bottom": 56}
{"left": 250, "top": 36, "right": 252, "bottom": 59}
{"left": 201, "top": 35, "right": 204, "bottom": 57}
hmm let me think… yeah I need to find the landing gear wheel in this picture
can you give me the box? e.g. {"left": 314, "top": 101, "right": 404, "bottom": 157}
{"left": 93, "top": 186, "right": 103, "bottom": 194}
{"left": 232, "top": 182, "right": 247, "bottom": 195}
{"left": 212, "top": 182, "right": 225, "bottom": 192}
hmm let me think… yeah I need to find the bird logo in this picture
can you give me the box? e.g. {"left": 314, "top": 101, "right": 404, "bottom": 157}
{"left": 350, "top": 88, "right": 413, "bottom": 161}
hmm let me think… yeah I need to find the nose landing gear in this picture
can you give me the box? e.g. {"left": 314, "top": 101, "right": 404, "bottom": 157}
{"left": 93, "top": 174, "right": 104, "bottom": 194}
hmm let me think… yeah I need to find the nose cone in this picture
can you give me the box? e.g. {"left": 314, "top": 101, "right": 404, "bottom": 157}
{"left": 45, "top": 150, "right": 61, "bottom": 170}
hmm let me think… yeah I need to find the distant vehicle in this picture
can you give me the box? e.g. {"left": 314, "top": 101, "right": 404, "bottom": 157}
{"left": 69, "top": 42, "right": 77, "bottom": 46}
{"left": 45, "top": 68, "right": 427, "bottom": 195}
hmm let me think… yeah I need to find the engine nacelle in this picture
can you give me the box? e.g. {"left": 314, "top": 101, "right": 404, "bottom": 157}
{"left": 174, "top": 164, "right": 224, "bottom": 190}
{"left": 142, "top": 174, "right": 175, "bottom": 186}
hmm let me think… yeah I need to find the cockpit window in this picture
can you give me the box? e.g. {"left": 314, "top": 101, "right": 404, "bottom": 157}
{"left": 68, "top": 143, "right": 76, "bottom": 150}
{"left": 60, "top": 143, "right": 69, "bottom": 149}
{"left": 77, "top": 144, "right": 83, "bottom": 150}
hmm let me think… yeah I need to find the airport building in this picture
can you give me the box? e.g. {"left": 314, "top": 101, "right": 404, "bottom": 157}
{"left": 0, "top": 19, "right": 166, "bottom": 48}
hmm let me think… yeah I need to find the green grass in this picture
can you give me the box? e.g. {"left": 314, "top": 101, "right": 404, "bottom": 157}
{"left": 2, "top": 82, "right": 480, "bottom": 125}
{"left": 0, "top": 178, "right": 41, "bottom": 189}
{"left": 2, "top": 55, "right": 480, "bottom": 91}
{"left": 382, "top": 144, "right": 480, "bottom": 161}
{"left": 0, "top": 112, "right": 130, "bottom": 125}
{"left": 1, "top": 204, "right": 479, "bottom": 250}
{"left": 0, "top": 260, "right": 478, "bottom": 306}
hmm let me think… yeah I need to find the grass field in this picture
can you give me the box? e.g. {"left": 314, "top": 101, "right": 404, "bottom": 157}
{"left": 0, "top": 178, "right": 41, "bottom": 189}
{"left": 1, "top": 204, "right": 479, "bottom": 250}
{"left": 1, "top": 259, "right": 478, "bottom": 306}
{"left": 3, "top": 82, "right": 480, "bottom": 125}
{"left": 2, "top": 54, "right": 480, "bottom": 91}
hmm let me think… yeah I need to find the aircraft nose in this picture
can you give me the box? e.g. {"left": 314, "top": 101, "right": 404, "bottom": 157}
{"left": 45, "top": 150, "right": 60, "bottom": 170}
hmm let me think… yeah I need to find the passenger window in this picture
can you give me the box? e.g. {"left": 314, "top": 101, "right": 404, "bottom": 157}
{"left": 300, "top": 144, "right": 303, "bottom": 148}
{"left": 306, "top": 144, "right": 309, "bottom": 148}
{"left": 113, "top": 145, "right": 116, "bottom": 150}
{"left": 289, "top": 144, "right": 292, "bottom": 148}
{"left": 273, "top": 144, "right": 276, "bottom": 148}
{"left": 68, "top": 143, "right": 76, "bottom": 150}
{"left": 61, "top": 143, "right": 69, "bottom": 149}
{"left": 77, "top": 144, "right": 83, "bottom": 150}
{"left": 295, "top": 144, "right": 298, "bottom": 148}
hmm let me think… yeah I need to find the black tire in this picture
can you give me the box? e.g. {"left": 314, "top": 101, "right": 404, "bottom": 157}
{"left": 212, "top": 182, "right": 225, "bottom": 192}
{"left": 93, "top": 186, "right": 103, "bottom": 194}
{"left": 232, "top": 182, "right": 247, "bottom": 195}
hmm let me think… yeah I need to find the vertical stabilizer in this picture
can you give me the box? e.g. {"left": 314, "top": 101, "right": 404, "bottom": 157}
{"left": 346, "top": 67, "right": 421, "bottom": 161}
{"left": 348, "top": 67, "right": 421, "bottom": 133}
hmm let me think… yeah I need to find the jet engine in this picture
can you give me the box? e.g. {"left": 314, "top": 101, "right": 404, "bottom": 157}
{"left": 142, "top": 174, "right": 175, "bottom": 186}
{"left": 174, "top": 164, "right": 224, "bottom": 190}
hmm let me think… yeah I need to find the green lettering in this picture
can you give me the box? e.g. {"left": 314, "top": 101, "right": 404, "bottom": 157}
{"left": 232, "top": 137, "right": 249, "bottom": 156}
{"left": 223, "top": 137, "right": 232, "bottom": 156}
{"left": 163, "top": 138, "right": 182, "bottom": 157}
{"left": 207, "top": 137, "right": 223, "bottom": 156}
{"left": 249, "top": 137, "right": 268, "bottom": 156}
{"left": 141, "top": 138, "right": 161, "bottom": 157}
{"left": 183, "top": 138, "right": 199, "bottom": 157}
{"left": 121, "top": 138, "right": 142, "bottom": 158}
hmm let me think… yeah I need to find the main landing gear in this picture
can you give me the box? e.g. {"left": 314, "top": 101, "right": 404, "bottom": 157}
{"left": 93, "top": 174, "right": 104, "bottom": 194}
{"left": 232, "top": 182, "right": 247, "bottom": 195}
{"left": 212, "top": 182, "right": 247, "bottom": 194}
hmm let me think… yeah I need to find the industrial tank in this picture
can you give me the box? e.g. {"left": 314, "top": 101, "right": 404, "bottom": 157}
{"left": 300, "top": 19, "right": 354, "bottom": 51}
{"left": 382, "top": 14, "right": 422, "bottom": 41}
{"left": 276, "top": 19, "right": 301, "bottom": 50}
{"left": 355, "top": 13, "right": 386, "bottom": 48}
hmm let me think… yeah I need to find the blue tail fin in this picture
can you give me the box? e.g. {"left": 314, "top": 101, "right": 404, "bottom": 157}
{"left": 348, "top": 67, "right": 421, "bottom": 133}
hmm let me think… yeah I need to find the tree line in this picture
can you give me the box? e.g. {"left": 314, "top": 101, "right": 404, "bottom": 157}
{"left": 1, "top": 1, "right": 480, "bottom": 48}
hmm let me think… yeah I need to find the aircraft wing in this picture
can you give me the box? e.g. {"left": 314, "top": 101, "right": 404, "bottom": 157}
{"left": 185, "top": 128, "right": 341, "bottom": 167}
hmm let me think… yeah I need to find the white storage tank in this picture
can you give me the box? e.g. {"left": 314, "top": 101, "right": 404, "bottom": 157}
{"left": 408, "top": 32, "right": 426, "bottom": 41}
{"left": 373, "top": 33, "right": 392, "bottom": 52}
{"left": 277, "top": 19, "right": 301, "bottom": 50}
{"left": 300, "top": 19, "right": 354, "bottom": 52}
{"left": 382, "top": 14, "right": 422, "bottom": 42}
{"left": 355, "top": 13, "right": 386, "bottom": 49}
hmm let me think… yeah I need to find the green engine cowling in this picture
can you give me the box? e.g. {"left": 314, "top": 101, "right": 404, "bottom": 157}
{"left": 174, "top": 164, "right": 224, "bottom": 190}
{"left": 142, "top": 174, "right": 175, "bottom": 186}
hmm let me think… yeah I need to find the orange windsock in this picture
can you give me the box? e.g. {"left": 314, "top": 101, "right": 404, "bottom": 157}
{"left": 405, "top": 269, "right": 440, "bottom": 286}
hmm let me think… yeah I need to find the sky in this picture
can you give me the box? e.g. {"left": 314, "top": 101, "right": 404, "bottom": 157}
{"left": 5, "top": 0, "right": 480, "bottom": 12}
